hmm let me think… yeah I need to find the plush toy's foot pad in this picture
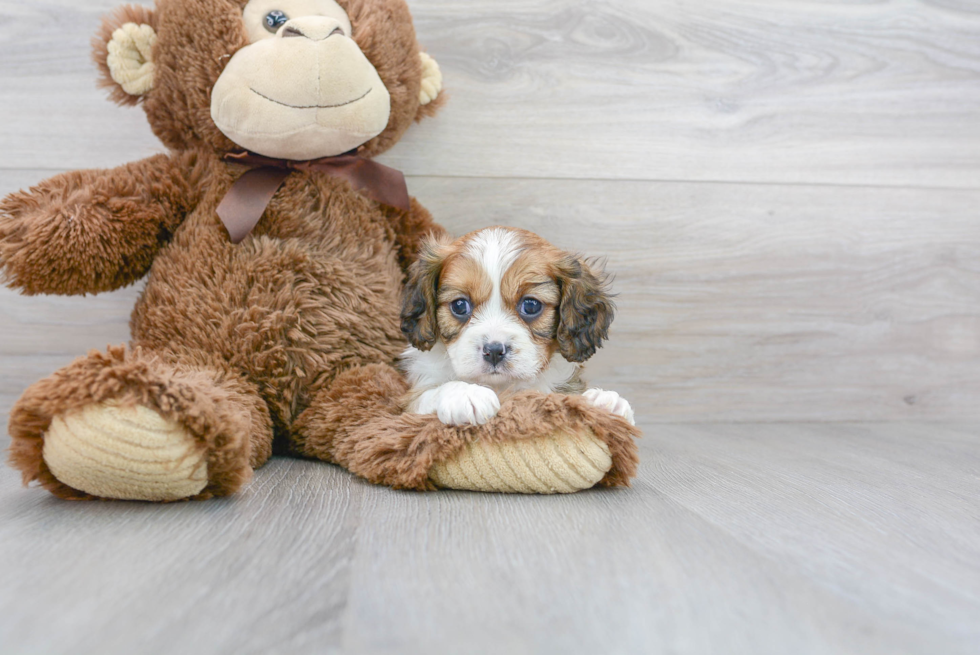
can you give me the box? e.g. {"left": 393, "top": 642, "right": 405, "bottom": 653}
{"left": 43, "top": 403, "right": 207, "bottom": 501}
{"left": 293, "top": 365, "right": 639, "bottom": 494}
{"left": 428, "top": 429, "right": 613, "bottom": 494}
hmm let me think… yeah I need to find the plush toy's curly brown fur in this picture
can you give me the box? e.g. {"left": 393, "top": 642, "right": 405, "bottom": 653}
{"left": 1, "top": 0, "right": 638, "bottom": 500}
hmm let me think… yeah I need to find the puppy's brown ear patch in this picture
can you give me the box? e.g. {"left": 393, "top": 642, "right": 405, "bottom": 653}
{"left": 401, "top": 237, "right": 449, "bottom": 351}
{"left": 556, "top": 256, "right": 615, "bottom": 363}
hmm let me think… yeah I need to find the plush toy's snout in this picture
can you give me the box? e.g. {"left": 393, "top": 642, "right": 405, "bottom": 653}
{"left": 210, "top": 13, "right": 393, "bottom": 160}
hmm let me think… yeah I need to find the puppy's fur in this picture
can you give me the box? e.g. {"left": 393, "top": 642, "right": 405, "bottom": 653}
{"left": 400, "top": 227, "right": 635, "bottom": 426}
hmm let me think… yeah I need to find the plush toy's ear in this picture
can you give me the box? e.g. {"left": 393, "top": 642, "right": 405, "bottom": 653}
{"left": 418, "top": 52, "right": 443, "bottom": 106}
{"left": 401, "top": 236, "right": 450, "bottom": 351}
{"left": 93, "top": 4, "right": 158, "bottom": 106}
{"left": 555, "top": 256, "right": 616, "bottom": 363}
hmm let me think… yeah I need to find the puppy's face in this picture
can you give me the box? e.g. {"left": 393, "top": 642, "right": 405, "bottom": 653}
{"left": 401, "top": 227, "right": 614, "bottom": 384}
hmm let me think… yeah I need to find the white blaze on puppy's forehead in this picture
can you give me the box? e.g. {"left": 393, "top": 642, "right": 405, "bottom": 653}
{"left": 464, "top": 228, "right": 524, "bottom": 299}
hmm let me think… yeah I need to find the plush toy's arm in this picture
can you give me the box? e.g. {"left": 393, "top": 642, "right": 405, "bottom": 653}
{"left": 0, "top": 151, "right": 202, "bottom": 295}
{"left": 385, "top": 198, "right": 449, "bottom": 276}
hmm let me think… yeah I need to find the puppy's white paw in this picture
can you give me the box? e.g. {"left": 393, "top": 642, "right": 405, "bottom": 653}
{"left": 413, "top": 388, "right": 442, "bottom": 416}
{"left": 583, "top": 388, "right": 636, "bottom": 425}
{"left": 417, "top": 381, "right": 500, "bottom": 426}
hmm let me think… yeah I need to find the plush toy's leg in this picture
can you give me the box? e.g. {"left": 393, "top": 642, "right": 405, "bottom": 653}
{"left": 7, "top": 346, "right": 273, "bottom": 501}
{"left": 291, "top": 364, "right": 640, "bottom": 493}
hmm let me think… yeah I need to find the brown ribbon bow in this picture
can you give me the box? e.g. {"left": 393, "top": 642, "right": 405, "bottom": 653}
{"left": 216, "top": 151, "right": 411, "bottom": 244}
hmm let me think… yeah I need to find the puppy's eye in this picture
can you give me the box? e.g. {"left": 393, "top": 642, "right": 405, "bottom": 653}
{"left": 519, "top": 297, "right": 543, "bottom": 319}
{"left": 449, "top": 298, "right": 472, "bottom": 319}
{"left": 264, "top": 10, "right": 289, "bottom": 32}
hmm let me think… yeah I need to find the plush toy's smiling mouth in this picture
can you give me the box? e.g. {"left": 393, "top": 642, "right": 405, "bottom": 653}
{"left": 249, "top": 87, "right": 372, "bottom": 109}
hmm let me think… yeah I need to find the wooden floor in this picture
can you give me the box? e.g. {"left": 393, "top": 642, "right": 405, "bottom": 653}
{"left": 1, "top": 1, "right": 979, "bottom": 653}
{"left": 2, "top": 424, "right": 978, "bottom": 654}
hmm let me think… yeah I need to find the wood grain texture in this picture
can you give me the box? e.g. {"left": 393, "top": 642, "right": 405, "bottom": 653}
{"left": 4, "top": 170, "right": 978, "bottom": 422}
{"left": 1, "top": 424, "right": 977, "bottom": 654}
{"left": 414, "top": 176, "right": 980, "bottom": 421}
{"left": 392, "top": 0, "right": 980, "bottom": 187}
{"left": 3, "top": 1, "right": 980, "bottom": 187}
{"left": 340, "top": 423, "right": 980, "bottom": 655}
{"left": 0, "top": 458, "right": 364, "bottom": 654}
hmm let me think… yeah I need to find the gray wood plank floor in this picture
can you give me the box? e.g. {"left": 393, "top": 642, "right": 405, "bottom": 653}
{"left": 1, "top": 0, "right": 978, "bottom": 653}
{"left": 1, "top": 425, "right": 977, "bottom": 654}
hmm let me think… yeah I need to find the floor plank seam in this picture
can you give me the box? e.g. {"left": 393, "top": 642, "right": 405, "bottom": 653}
{"left": 3, "top": 166, "right": 980, "bottom": 194}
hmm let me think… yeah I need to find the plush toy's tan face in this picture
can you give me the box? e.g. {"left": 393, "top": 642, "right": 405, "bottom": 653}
{"left": 94, "top": 0, "right": 443, "bottom": 159}
{"left": 211, "top": 0, "right": 391, "bottom": 159}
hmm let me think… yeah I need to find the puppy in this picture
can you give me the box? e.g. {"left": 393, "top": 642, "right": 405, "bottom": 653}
{"left": 399, "top": 226, "right": 635, "bottom": 427}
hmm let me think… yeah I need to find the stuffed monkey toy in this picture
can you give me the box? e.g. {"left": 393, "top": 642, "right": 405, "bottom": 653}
{"left": 0, "top": 0, "right": 639, "bottom": 501}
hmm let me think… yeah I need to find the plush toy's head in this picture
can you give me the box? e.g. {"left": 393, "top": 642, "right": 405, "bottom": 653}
{"left": 93, "top": 0, "right": 443, "bottom": 159}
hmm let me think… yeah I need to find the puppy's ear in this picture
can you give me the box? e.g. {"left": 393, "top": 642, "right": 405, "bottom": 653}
{"left": 555, "top": 255, "right": 615, "bottom": 363}
{"left": 401, "top": 236, "right": 449, "bottom": 351}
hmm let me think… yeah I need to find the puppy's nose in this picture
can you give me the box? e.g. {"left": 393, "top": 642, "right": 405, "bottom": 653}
{"left": 482, "top": 342, "right": 508, "bottom": 366}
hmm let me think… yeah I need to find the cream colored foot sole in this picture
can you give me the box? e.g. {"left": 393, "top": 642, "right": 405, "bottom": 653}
{"left": 43, "top": 403, "right": 207, "bottom": 501}
{"left": 429, "top": 430, "right": 612, "bottom": 494}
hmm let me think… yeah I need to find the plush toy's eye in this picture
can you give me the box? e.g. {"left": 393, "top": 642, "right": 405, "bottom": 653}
{"left": 264, "top": 10, "right": 289, "bottom": 32}
{"left": 518, "top": 297, "right": 543, "bottom": 319}
{"left": 449, "top": 298, "right": 472, "bottom": 320}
